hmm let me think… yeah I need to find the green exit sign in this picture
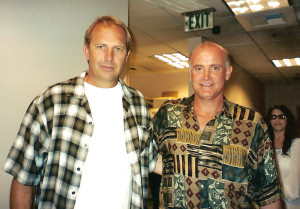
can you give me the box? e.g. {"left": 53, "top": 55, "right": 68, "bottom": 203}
{"left": 182, "top": 8, "right": 215, "bottom": 32}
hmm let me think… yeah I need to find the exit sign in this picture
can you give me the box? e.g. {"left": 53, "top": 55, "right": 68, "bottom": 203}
{"left": 182, "top": 8, "right": 215, "bottom": 32}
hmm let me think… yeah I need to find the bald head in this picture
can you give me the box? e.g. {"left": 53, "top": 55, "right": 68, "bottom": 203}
{"left": 189, "top": 42, "right": 230, "bottom": 68}
{"left": 188, "top": 41, "right": 233, "bottom": 103}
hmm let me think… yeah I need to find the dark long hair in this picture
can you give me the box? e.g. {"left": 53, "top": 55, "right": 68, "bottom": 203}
{"left": 266, "top": 105, "right": 297, "bottom": 155}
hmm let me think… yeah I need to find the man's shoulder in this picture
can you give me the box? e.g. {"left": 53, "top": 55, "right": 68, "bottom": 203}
{"left": 226, "top": 100, "right": 265, "bottom": 125}
{"left": 120, "top": 82, "right": 151, "bottom": 114}
{"left": 48, "top": 74, "right": 81, "bottom": 89}
{"left": 123, "top": 83, "right": 143, "bottom": 97}
{"left": 160, "top": 96, "right": 191, "bottom": 108}
{"left": 35, "top": 74, "right": 84, "bottom": 103}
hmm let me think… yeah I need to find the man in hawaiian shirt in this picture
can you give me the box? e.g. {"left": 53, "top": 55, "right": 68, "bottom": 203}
{"left": 153, "top": 42, "right": 282, "bottom": 209}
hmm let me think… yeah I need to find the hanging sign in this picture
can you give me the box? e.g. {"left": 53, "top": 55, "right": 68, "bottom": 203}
{"left": 182, "top": 8, "right": 215, "bottom": 32}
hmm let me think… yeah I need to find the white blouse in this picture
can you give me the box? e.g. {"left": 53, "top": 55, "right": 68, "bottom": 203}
{"left": 274, "top": 138, "right": 300, "bottom": 202}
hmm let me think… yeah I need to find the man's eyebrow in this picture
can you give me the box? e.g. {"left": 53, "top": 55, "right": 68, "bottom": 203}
{"left": 115, "top": 44, "right": 126, "bottom": 47}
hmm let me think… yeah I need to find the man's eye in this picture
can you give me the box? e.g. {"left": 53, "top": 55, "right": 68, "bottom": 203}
{"left": 115, "top": 47, "right": 123, "bottom": 51}
{"left": 194, "top": 67, "right": 203, "bottom": 71}
{"left": 211, "top": 66, "right": 220, "bottom": 71}
{"left": 97, "top": 45, "right": 105, "bottom": 49}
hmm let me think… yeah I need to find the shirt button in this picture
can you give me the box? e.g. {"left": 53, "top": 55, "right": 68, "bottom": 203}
{"left": 72, "top": 191, "right": 76, "bottom": 195}
{"left": 84, "top": 144, "right": 88, "bottom": 147}
{"left": 77, "top": 167, "right": 81, "bottom": 171}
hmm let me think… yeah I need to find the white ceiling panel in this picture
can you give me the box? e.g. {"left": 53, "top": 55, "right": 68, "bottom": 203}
{"left": 129, "top": 0, "right": 300, "bottom": 84}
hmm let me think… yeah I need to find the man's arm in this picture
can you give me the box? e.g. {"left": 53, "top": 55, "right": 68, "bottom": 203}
{"left": 260, "top": 200, "right": 282, "bottom": 209}
{"left": 10, "top": 177, "right": 35, "bottom": 209}
{"left": 153, "top": 154, "right": 162, "bottom": 175}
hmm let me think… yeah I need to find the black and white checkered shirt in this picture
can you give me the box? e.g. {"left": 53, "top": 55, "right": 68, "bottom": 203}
{"left": 4, "top": 71, "right": 158, "bottom": 209}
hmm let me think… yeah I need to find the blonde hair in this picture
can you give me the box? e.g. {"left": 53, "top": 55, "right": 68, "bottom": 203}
{"left": 84, "top": 16, "right": 131, "bottom": 52}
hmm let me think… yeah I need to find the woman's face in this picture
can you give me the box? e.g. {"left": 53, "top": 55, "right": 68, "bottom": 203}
{"left": 270, "top": 108, "right": 287, "bottom": 132}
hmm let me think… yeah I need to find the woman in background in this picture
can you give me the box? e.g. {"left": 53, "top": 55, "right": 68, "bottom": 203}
{"left": 267, "top": 105, "right": 300, "bottom": 209}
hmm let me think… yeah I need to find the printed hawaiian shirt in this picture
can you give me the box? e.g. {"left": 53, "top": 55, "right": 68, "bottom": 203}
{"left": 153, "top": 95, "right": 281, "bottom": 209}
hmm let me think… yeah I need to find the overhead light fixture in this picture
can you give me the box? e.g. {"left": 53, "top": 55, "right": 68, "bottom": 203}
{"left": 224, "top": 0, "right": 290, "bottom": 15}
{"left": 272, "top": 58, "right": 300, "bottom": 67}
{"left": 152, "top": 53, "right": 189, "bottom": 69}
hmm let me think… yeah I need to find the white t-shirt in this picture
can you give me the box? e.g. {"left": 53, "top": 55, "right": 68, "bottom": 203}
{"left": 74, "top": 82, "right": 132, "bottom": 209}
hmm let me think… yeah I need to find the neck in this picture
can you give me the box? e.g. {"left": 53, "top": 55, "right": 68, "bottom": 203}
{"left": 193, "top": 96, "right": 224, "bottom": 132}
{"left": 84, "top": 75, "right": 118, "bottom": 88}
{"left": 273, "top": 130, "right": 285, "bottom": 148}
{"left": 193, "top": 96, "right": 224, "bottom": 117}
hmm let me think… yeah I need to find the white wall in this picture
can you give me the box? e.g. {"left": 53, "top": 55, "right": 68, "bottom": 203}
{"left": 265, "top": 84, "right": 300, "bottom": 115}
{"left": 225, "top": 62, "right": 265, "bottom": 114}
{"left": 129, "top": 61, "right": 266, "bottom": 114}
{"left": 0, "top": 1, "right": 128, "bottom": 208}
{"left": 129, "top": 70, "right": 190, "bottom": 98}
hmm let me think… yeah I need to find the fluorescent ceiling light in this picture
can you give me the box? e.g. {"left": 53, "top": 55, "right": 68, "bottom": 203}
{"left": 224, "top": 0, "right": 289, "bottom": 15}
{"left": 268, "top": 1, "right": 280, "bottom": 7}
{"left": 272, "top": 60, "right": 282, "bottom": 67}
{"left": 272, "top": 58, "right": 300, "bottom": 67}
{"left": 250, "top": 4, "right": 264, "bottom": 11}
{"left": 283, "top": 58, "right": 292, "bottom": 66}
{"left": 153, "top": 53, "right": 189, "bottom": 69}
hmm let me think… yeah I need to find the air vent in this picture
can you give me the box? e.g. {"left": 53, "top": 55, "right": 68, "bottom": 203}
{"left": 249, "top": 12, "right": 286, "bottom": 28}
{"left": 235, "top": 6, "right": 297, "bottom": 31}
{"left": 145, "top": 0, "right": 208, "bottom": 13}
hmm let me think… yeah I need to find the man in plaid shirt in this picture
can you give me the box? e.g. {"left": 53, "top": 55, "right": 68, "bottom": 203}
{"left": 3, "top": 16, "right": 159, "bottom": 209}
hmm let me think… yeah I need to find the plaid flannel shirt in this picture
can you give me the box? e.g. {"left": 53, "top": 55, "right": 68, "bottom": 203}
{"left": 3, "top": 71, "right": 158, "bottom": 209}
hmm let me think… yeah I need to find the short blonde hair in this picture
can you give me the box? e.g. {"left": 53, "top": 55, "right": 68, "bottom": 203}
{"left": 84, "top": 16, "right": 131, "bottom": 52}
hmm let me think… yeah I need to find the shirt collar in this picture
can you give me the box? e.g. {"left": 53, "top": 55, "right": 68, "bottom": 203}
{"left": 119, "top": 78, "right": 133, "bottom": 99}
{"left": 221, "top": 97, "right": 233, "bottom": 119}
{"left": 76, "top": 71, "right": 131, "bottom": 99}
{"left": 183, "top": 95, "right": 233, "bottom": 119}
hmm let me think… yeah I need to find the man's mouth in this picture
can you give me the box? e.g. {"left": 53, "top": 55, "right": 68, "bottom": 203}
{"left": 201, "top": 83, "right": 213, "bottom": 86}
{"left": 102, "top": 65, "right": 114, "bottom": 70}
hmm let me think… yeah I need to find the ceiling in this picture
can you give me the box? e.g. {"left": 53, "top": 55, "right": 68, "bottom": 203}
{"left": 128, "top": 0, "right": 300, "bottom": 85}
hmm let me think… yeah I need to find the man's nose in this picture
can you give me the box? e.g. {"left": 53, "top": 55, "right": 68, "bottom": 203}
{"left": 202, "top": 68, "right": 210, "bottom": 80}
{"left": 105, "top": 48, "right": 114, "bottom": 61}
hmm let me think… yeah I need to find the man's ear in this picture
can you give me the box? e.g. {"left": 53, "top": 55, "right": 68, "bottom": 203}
{"left": 83, "top": 44, "right": 90, "bottom": 62}
{"left": 125, "top": 50, "right": 130, "bottom": 63}
{"left": 189, "top": 68, "right": 192, "bottom": 82}
{"left": 225, "top": 65, "right": 233, "bottom": 81}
